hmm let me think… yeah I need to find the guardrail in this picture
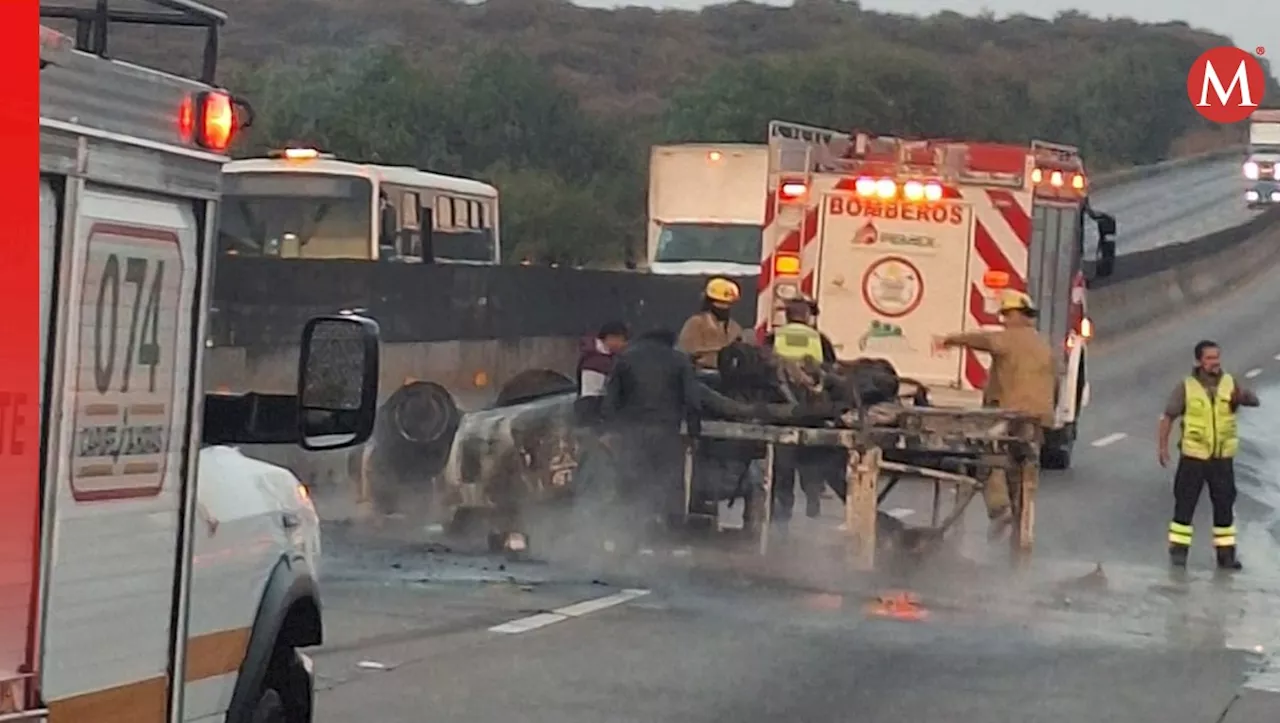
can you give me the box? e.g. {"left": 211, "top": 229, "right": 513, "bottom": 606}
{"left": 1091, "top": 145, "right": 1244, "bottom": 192}
{"left": 1088, "top": 206, "right": 1280, "bottom": 340}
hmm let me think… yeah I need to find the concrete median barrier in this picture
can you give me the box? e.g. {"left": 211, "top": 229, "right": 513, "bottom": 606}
{"left": 1090, "top": 146, "right": 1244, "bottom": 191}
{"left": 1088, "top": 207, "right": 1280, "bottom": 340}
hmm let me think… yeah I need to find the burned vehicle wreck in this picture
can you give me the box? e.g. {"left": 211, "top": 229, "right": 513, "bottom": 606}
{"left": 359, "top": 341, "right": 1042, "bottom": 568}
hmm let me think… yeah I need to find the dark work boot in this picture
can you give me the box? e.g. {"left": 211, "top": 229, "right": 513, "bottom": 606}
{"left": 1216, "top": 546, "right": 1243, "bottom": 571}
{"left": 805, "top": 494, "right": 822, "bottom": 519}
{"left": 1169, "top": 544, "right": 1189, "bottom": 568}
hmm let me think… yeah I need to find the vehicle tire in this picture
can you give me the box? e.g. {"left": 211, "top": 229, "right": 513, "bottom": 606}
{"left": 266, "top": 647, "right": 314, "bottom": 723}
{"left": 1040, "top": 425, "right": 1074, "bottom": 470}
{"left": 250, "top": 689, "right": 287, "bottom": 723}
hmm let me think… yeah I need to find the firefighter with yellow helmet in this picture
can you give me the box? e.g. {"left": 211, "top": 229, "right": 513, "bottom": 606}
{"left": 936, "top": 290, "right": 1055, "bottom": 536}
{"left": 678, "top": 276, "right": 746, "bottom": 370}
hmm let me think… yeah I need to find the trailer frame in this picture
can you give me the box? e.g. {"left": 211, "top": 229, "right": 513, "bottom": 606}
{"left": 682, "top": 406, "right": 1041, "bottom": 570}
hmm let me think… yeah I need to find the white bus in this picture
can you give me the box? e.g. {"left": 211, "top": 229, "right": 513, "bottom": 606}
{"left": 220, "top": 150, "right": 501, "bottom": 264}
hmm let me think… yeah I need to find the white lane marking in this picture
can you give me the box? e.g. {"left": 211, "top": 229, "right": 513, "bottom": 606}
{"left": 1245, "top": 367, "right": 1263, "bottom": 379}
{"left": 1091, "top": 432, "right": 1128, "bottom": 447}
{"left": 1274, "top": 353, "right": 1280, "bottom": 361}
{"left": 554, "top": 589, "right": 650, "bottom": 617}
{"left": 489, "top": 589, "right": 650, "bottom": 634}
{"left": 488, "top": 612, "right": 568, "bottom": 634}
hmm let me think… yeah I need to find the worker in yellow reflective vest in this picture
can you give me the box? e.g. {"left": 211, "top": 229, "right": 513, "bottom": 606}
{"left": 764, "top": 298, "right": 836, "bottom": 523}
{"left": 767, "top": 297, "right": 836, "bottom": 365}
{"left": 1157, "top": 339, "right": 1260, "bottom": 571}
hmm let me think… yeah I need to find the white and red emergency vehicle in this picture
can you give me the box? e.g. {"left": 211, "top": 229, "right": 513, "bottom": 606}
{"left": 3, "top": 4, "right": 380, "bottom": 722}
{"left": 756, "top": 120, "right": 1115, "bottom": 469}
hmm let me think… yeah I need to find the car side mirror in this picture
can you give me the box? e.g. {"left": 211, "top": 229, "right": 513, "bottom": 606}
{"left": 1095, "top": 212, "right": 1116, "bottom": 238}
{"left": 297, "top": 314, "right": 381, "bottom": 450}
{"left": 1096, "top": 238, "right": 1116, "bottom": 278}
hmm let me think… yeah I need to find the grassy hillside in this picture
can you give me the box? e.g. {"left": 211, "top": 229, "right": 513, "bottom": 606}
{"left": 80, "top": 0, "right": 1261, "bottom": 263}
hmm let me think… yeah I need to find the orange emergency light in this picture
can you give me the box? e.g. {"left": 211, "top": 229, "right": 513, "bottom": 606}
{"left": 179, "top": 90, "right": 237, "bottom": 151}
{"left": 774, "top": 253, "right": 801, "bottom": 276}
{"left": 982, "top": 270, "right": 1010, "bottom": 289}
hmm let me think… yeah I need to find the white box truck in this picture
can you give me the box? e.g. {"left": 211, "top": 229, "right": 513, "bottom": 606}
{"left": 646, "top": 144, "right": 768, "bottom": 276}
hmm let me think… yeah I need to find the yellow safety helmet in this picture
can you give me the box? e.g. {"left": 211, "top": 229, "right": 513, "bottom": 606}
{"left": 704, "top": 277, "right": 741, "bottom": 304}
{"left": 999, "top": 290, "right": 1037, "bottom": 315}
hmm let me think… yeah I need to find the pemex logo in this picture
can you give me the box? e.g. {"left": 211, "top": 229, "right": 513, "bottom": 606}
{"left": 1187, "top": 46, "right": 1267, "bottom": 124}
{"left": 855, "top": 221, "right": 878, "bottom": 246}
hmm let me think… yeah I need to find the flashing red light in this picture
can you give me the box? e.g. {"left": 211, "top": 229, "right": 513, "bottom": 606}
{"left": 178, "top": 95, "right": 195, "bottom": 142}
{"left": 182, "top": 91, "right": 237, "bottom": 151}
{"left": 778, "top": 180, "right": 807, "bottom": 202}
{"left": 198, "top": 91, "right": 236, "bottom": 151}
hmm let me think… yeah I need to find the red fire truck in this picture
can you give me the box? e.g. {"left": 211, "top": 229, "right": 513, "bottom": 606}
{"left": 755, "top": 120, "right": 1116, "bottom": 469}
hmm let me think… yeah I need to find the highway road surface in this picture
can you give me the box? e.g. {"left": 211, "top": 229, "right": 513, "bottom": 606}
{"left": 307, "top": 247, "right": 1280, "bottom": 722}
{"left": 1090, "top": 156, "right": 1258, "bottom": 256}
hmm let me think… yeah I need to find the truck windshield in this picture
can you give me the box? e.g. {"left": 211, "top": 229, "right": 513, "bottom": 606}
{"left": 219, "top": 173, "right": 374, "bottom": 259}
{"left": 653, "top": 223, "right": 762, "bottom": 265}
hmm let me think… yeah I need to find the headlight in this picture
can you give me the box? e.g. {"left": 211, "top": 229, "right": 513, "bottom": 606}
{"left": 1244, "top": 161, "right": 1260, "bottom": 180}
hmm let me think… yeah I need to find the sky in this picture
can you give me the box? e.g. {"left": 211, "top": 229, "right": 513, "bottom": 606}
{"left": 572, "top": 0, "right": 1275, "bottom": 61}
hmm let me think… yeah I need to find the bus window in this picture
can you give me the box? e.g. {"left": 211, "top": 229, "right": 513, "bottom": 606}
{"left": 431, "top": 193, "right": 497, "bottom": 263}
{"left": 219, "top": 173, "right": 374, "bottom": 259}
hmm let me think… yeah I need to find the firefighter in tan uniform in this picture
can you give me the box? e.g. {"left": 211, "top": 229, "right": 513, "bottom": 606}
{"left": 1157, "top": 340, "right": 1259, "bottom": 571}
{"left": 936, "top": 290, "right": 1055, "bottom": 536}
{"left": 678, "top": 277, "right": 745, "bottom": 371}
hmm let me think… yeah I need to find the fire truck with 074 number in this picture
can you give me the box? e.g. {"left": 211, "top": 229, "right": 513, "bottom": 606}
{"left": 755, "top": 121, "right": 1117, "bottom": 470}
{"left": 5, "top": 2, "right": 382, "bottom": 721}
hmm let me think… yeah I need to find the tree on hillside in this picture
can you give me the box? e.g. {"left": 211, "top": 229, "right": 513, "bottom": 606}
{"left": 202, "top": 4, "right": 1262, "bottom": 266}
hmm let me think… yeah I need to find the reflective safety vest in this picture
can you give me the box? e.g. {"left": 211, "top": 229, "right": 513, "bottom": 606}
{"left": 772, "top": 322, "right": 824, "bottom": 362}
{"left": 1181, "top": 373, "right": 1238, "bottom": 459}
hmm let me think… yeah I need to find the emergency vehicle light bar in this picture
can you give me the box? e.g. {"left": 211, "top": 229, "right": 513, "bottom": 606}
{"left": 852, "top": 177, "right": 944, "bottom": 202}
{"left": 1031, "top": 167, "right": 1086, "bottom": 191}
{"left": 269, "top": 148, "right": 337, "bottom": 160}
{"left": 40, "top": 0, "right": 226, "bottom": 83}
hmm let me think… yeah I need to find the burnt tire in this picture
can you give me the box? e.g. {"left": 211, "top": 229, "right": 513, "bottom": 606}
{"left": 384, "top": 381, "right": 460, "bottom": 447}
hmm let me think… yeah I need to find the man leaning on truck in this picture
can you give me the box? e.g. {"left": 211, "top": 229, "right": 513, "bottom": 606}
{"left": 936, "top": 290, "right": 1055, "bottom": 537}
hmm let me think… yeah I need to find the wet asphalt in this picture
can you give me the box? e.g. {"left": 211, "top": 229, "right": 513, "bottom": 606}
{"left": 1088, "top": 157, "right": 1261, "bottom": 256}
{"left": 305, "top": 168, "right": 1280, "bottom": 721}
